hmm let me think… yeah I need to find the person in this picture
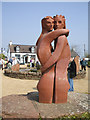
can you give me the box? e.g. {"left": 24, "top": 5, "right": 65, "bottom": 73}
{"left": 12, "top": 57, "right": 17, "bottom": 66}
{"left": 36, "top": 61, "right": 40, "bottom": 70}
{"left": 81, "top": 58, "right": 87, "bottom": 71}
{"left": 0, "top": 58, "right": 5, "bottom": 70}
{"left": 32, "top": 58, "right": 35, "bottom": 67}
{"left": 4, "top": 59, "right": 8, "bottom": 69}
{"left": 30, "top": 59, "right": 32, "bottom": 67}
{"left": 7, "top": 60, "right": 12, "bottom": 69}
{"left": 0, "top": 58, "right": 3, "bottom": 69}
{"left": 9, "top": 57, "right": 13, "bottom": 65}
{"left": 80, "top": 59, "right": 83, "bottom": 71}
{"left": 67, "top": 58, "right": 76, "bottom": 92}
{"left": 2, "top": 58, "right": 5, "bottom": 70}
{"left": 17, "top": 59, "right": 20, "bottom": 64}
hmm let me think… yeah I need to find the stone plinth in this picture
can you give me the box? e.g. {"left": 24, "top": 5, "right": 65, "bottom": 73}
{"left": 1, "top": 92, "right": 88, "bottom": 119}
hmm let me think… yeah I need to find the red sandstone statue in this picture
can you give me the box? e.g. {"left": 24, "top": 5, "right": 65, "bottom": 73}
{"left": 36, "top": 15, "right": 71, "bottom": 103}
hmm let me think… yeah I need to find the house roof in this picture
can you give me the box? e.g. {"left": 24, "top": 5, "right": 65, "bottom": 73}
{"left": 9, "top": 44, "right": 36, "bottom": 53}
{"left": 71, "top": 49, "right": 80, "bottom": 57}
{"left": 9, "top": 44, "right": 79, "bottom": 57}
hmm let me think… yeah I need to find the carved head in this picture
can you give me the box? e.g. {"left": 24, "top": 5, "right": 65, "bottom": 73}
{"left": 53, "top": 15, "right": 66, "bottom": 30}
{"left": 41, "top": 16, "right": 54, "bottom": 32}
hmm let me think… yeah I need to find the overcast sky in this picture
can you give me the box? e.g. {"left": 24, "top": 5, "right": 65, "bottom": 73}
{"left": 0, "top": 1, "right": 88, "bottom": 57}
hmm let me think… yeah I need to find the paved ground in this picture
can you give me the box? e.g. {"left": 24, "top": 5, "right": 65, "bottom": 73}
{"left": 1, "top": 67, "right": 89, "bottom": 97}
{"left": 1, "top": 70, "right": 38, "bottom": 97}
{"left": 1, "top": 92, "right": 88, "bottom": 119}
{"left": 0, "top": 67, "right": 89, "bottom": 119}
{"left": 73, "top": 67, "right": 88, "bottom": 94}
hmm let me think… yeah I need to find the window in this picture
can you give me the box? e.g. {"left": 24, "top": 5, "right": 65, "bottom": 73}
{"left": 31, "top": 55, "right": 35, "bottom": 60}
{"left": 31, "top": 47, "right": 35, "bottom": 53}
{"left": 15, "top": 54, "right": 20, "bottom": 60}
{"left": 16, "top": 46, "right": 20, "bottom": 52}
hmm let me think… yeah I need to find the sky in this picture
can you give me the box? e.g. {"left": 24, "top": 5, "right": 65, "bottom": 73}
{"left": 1, "top": 1, "right": 88, "bottom": 57}
{"left": 88, "top": 2, "right": 90, "bottom": 54}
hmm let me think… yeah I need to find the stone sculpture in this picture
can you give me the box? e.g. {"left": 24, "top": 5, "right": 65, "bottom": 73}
{"left": 36, "top": 15, "right": 71, "bottom": 103}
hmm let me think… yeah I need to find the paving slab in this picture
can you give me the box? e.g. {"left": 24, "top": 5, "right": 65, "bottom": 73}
{"left": 1, "top": 92, "right": 88, "bottom": 119}
{"left": 27, "top": 92, "right": 88, "bottom": 118}
{"left": 1, "top": 94, "right": 39, "bottom": 119}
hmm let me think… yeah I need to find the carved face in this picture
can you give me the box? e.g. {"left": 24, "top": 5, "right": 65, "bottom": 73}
{"left": 42, "top": 18, "right": 54, "bottom": 32}
{"left": 54, "top": 16, "right": 65, "bottom": 30}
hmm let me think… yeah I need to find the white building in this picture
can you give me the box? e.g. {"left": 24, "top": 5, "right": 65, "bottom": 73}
{"left": 7, "top": 41, "right": 38, "bottom": 64}
{"left": 0, "top": 47, "right": 7, "bottom": 56}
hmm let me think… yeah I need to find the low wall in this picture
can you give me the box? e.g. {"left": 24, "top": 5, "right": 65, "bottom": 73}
{"left": 4, "top": 69, "right": 86, "bottom": 80}
{"left": 4, "top": 69, "right": 42, "bottom": 80}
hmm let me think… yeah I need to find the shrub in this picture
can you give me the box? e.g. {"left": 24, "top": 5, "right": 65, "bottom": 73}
{"left": 88, "top": 60, "right": 90, "bottom": 67}
{"left": 0, "top": 54, "right": 5, "bottom": 59}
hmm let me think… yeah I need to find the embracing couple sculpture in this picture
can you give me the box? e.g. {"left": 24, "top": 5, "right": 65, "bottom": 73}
{"left": 36, "top": 15, "right": 71, "bottom": 103}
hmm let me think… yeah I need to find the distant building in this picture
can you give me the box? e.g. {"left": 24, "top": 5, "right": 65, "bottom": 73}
{"left": 0, "top": 47, "right": 7, "bottom": 57}
{"left": 7, "top": 41, "right": 80, "bottom": 72}
{"left": 71, "top": 49, "right": 80, "bottom": 58}
{"left": 0, "top": 47, "right": 6, "bottom": 54}
{"left": 7, "top": 41, "right": 38, "bottom": 64}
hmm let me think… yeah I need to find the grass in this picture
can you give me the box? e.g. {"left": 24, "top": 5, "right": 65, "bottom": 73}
{"left": 0, "top": 117, "right": 2, "bottom": 120}
{"left": 1, "top": 112, "right": 89, "bottom": 120}
{"left": 39, "top": 112, "right": 90, "bottom": 120}
{"left": 55, "top": 112, "right": 90, "bottom": 120}
{"left": 84, "top": 92, "right": 90, "bottom": 94}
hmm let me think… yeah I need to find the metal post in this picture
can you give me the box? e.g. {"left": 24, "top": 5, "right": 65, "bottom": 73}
{"left": 84, "top": 44, "right": 85, "bottom": 57}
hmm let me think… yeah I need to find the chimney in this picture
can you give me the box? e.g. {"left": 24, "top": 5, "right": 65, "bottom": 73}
{"left": 9, "top": 41, "right": 12, "bottom": 45}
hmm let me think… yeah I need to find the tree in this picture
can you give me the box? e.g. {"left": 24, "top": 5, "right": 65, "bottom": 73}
{"left": 85, "top": 54, "right": 90, "bottom": 58}
{"left": 0, "top": 54, "right": 5, "bottom": 59}
{"left": 70, "top": 45, "right": 80, "bottom": 56}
